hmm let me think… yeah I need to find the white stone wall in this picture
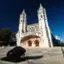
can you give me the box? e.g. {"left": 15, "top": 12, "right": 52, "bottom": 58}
{"left": 27, "top": 23, "right": 39, "bottom": 32}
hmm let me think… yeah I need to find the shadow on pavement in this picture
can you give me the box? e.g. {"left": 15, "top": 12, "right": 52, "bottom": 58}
{"left": 0, "top": 55, "right": 43, "bottom": 62}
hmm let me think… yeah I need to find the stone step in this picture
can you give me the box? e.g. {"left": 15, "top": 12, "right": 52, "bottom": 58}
{"left": 25, "top": 47, "right": 63, "bottom": 57}
{"left": 27, "top": 56, "right": 64, "bottom": 64}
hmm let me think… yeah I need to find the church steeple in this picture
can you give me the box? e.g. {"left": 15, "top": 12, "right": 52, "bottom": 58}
{"left": 37, "top": 3, "right": 50, "bottom": 47}
{"left": 21, "top": 9, "right": 26, "bottom": 16}
{"left": 39, "top": 3, "right": 43, "bottom": 9}
{"left": 20, "top": 9, "right": 26, "bottom": 21}
{"left": 22, "top": 9, "right": 25, "bottom": 13}
{"left": 19, "top": 9, "right": 27, "bottom": 33}
{"left": 37, "top": 3, "right": 44, "bottom": 21}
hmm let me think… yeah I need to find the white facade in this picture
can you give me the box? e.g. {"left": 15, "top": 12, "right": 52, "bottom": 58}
{"left": 16, "top": 4, "right": 53, "bottom": 48}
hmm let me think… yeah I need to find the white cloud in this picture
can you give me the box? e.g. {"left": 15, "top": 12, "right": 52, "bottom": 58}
{"left": 55, "top": 35, "right": 64, "bottom": 43}
{"left": 55, "top": 35, "right": 61, "bottom": 40}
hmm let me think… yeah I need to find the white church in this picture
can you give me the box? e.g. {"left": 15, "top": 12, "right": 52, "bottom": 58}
{"left": 16, "top": 4, "right": 53, "bottom": 48}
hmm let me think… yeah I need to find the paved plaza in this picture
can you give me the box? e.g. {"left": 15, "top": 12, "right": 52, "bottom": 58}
{"left": 0, "top": 47, "right": 64, "bottom": 64}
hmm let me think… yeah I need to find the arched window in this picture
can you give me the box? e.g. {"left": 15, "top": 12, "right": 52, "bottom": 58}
{"left": 41, "top": 15, "right": 43, "bottom": 18}
{"left": 34, "top": 40, "right": 39, "bottom": 46}
{"left": 28, "top": 40, "right": 32, "bottom": 47}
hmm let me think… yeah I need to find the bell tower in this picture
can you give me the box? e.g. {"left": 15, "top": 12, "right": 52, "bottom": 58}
{"left": 16, "top": 9, "right": 27, "bottom": 46}
{"left": 19, "top": 9, "right": 27, "bottom": 34}
{"left": 43, "top": 8, "right": 53, "bottom": 47}
{"left": 37, "top": 3, "right": 53, "bottom": 47}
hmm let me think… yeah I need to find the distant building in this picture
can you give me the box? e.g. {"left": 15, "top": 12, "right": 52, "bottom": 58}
{"left": 16, "top": 4, "right": 53, "bottom": 48}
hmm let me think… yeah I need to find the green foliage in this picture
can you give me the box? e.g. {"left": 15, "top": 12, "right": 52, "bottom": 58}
{"left": 0, "top": 28, "right": 12, "bottom": 41}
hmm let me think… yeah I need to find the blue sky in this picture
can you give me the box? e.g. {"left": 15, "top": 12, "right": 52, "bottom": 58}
{"left": 0, "top": 0, "right": 64, "bottom": 40}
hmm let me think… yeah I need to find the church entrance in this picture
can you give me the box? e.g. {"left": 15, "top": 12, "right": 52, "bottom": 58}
{"left": 21, "top": 35, "right": 40, "bottom": 47}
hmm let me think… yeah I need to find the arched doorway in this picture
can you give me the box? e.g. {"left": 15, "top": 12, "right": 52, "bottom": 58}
{"left": 21, "top": 35, "right": 40, "bottom": 47}
{"left": 28, "top": 40, "right": 32, "bottom": 47}
{"left": 34, "top": 40, "right": 39, "bottom": 47}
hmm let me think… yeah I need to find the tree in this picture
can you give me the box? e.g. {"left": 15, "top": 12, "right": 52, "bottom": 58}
{"left": 0, "top": 28, "right": 12, "bottom": 41}
{"left": 9, "top": 32, "right": 16, "bottom": 46}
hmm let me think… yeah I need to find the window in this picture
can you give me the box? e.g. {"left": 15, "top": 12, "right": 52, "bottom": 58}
{"left": 41, "top": 15, "right": 43, "bottom": 18}
{"left": 28, "top": 40, "right": 32, "bottom": 46}
{"left": 34, "top": 40, "right": 39, "bottom": 46}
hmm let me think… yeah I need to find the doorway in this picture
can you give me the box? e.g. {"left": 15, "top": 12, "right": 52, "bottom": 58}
{"left": 28, "top": 40, "right": 32, "bottom": 47}
{"left": 34, "top": 40, "right": 39, "bottom": 47}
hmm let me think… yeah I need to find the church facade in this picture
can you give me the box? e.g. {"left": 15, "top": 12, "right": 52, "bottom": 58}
{"left": 16, "top": 4, "right": 53, "bottom": 48}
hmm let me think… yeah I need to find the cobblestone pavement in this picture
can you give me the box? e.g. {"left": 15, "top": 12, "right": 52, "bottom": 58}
{"left": 0, "top": 46, "right": 64, "bottom": 64}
